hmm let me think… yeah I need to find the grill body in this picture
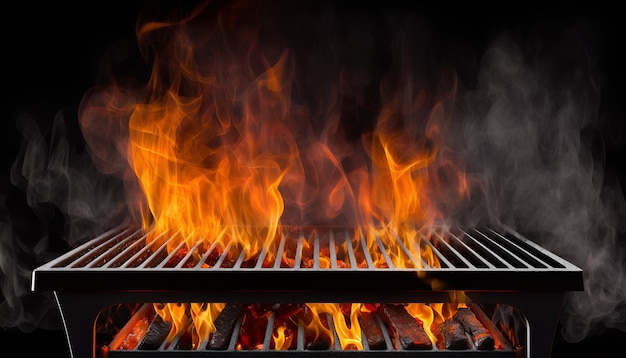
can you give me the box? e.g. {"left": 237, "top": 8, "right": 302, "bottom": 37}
{"left": 32, "top": 225, "right": 583, "bottom": 358}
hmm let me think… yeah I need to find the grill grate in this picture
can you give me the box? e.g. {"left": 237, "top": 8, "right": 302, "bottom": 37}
{"left": 32, "top": 225, "right": 582, "bottom": 292}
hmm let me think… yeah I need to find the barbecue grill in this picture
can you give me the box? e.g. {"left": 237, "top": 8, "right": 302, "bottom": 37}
{"left": 31, "top": 223, "right": 583, "bottom": 358}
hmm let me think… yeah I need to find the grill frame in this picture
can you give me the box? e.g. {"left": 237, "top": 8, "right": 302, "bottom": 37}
{"left": 32, "top": 224, "right": 583, "bottom": 358}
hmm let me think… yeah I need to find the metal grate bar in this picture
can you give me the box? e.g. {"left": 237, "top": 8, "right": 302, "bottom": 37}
{"left": 487, "top": 228, "right": 567, "bottom": 269}
{"left": 195, "top": 237, "right": 223, "bottom": 269}
{"left": 107, "top": 231, "right": 149, "bottom": 268}
{"left": 294, "top": 231, "right": 304, "bottom": 268}
{"left": 254, "top": 241, "right": 271, "bottom": 269}
{"left": 86, "top": 228, "right": 144, "bottom": 268}
{"left": 419, "top": 232, "right": 453, "bottom": 268}
{"left": 429, "top": 232, "right": 474, "bottom": 268}
{"left": 459, "top": 230, "right": 510, "bottom": 269}
{"left": 374, "top": 234, "right": 395, "bottom": 269}
{"left": 329, "top": 231, "right": 338, "bottom": 269}
{"left": 391, "top": 231, "right": 422, "bottom": 269}
{"left": 313, "top": 230, "right": 320, "bottom": 269}
{"left": 465, "top": 229, "right": 528, "bottom": 269}
{"left": 359, "top": 233, "right": 375, "bottom": 269}
{"left": 139, "top": 235, "right": 170, "bottom": 268}
{"left": 156, "top": 240, "right": 187, "bottom": 268}
{"left": 273, "top": 233, "right": 287, "bottom": 269}
{"left": 213, "top": 242, "right": 233, "bottom": 268}
{"left": 343, "top": 229, "right": 358, "bottom": 269}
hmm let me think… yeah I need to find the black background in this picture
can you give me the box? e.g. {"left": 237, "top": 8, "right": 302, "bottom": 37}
{"left": 1, "top": 0, "right": 625, "bottom": 356}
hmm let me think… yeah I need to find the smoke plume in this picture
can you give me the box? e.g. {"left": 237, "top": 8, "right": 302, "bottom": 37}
{"left": 458, "top": 29, "right": 626, "bottom": 341}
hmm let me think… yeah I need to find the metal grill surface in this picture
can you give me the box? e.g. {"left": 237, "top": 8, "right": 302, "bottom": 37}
{"left": 32, "top": 225, "right": 583, "bottom": 293}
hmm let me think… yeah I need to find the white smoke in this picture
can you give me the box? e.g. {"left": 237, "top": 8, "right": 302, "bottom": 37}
{"left": 459, "top": 31, "right": 626, "bottom": 342}
{"left": 1, "top": 109, "right": 130, "bottom": 331}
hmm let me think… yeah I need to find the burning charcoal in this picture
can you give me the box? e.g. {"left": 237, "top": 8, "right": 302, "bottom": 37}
{"left": 377, "top": 304, "right": 432, "bottom": 350}
{"left": 204, "top": 249, "right": 222, "bottom": 267}
{"left": 358, "top": 311, "right": 387, "bottom": 350}
{"left": 175, "top": 331, "right": 193, "bottom": 350}
{"left": 138, "top": 314, "right": 172, "bottom": 350}
{"left": 238, "top": 306, "right": 269, "bottom": 350}
{"left": 287, "top": 303, "right": 314, "bottom": 327}
{"left": 280, "top": 256, "right": 295, "bottom": 268}
{"left": 208, "top": 303, "right": 243, "bottom": 350}
{"left": 119, "top": 313, "right": 153, "bottom": 350}
{"left": 340, "top": 303, "right": 352, "bottom": 317}
{"left": 434, "top": 319, "right": 469, "bottom": 350}
{"left": 304, "top": 312, "right": 332, "bottom": 350}
{"left": 275, "top": 303, "right": 305, "bottom": 320}
{"left": 164, "top": 249, "right": 188, "bottom": 267}
{"left": 306, "top": 335, "right": 332, "bottom": 350}
{"left": 250, "top": 303, "right": 280, "bottom": 318}
{"left": 453, "top": 307, "right": 495, "bottom": 350}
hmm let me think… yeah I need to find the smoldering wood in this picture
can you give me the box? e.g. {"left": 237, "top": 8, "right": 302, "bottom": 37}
{"left": 377, "top": 304, "right": 432, "bottom": 350}
{"left": 208, "top": 303, "right": 243, "bottom": 350}
{"left": 118, "top": 309, "right": 156, "bottom": 350}
{"left": 358, "top": 311, "right": 387, "bottom": 350}
{"left": 454, "top": 307, "right": 495, "bottom": 350}
{"left": 137, "top": 314, "right": 172, "bottom": 350}
{"left": 435, "top": 319, "right": 469, "bottom": 350}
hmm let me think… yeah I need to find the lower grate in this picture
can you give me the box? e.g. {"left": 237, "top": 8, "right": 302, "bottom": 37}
{"left": 100, "top": 302, "right": 519, "bottom": 357}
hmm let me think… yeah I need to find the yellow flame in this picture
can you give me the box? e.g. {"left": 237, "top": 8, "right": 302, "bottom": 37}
{"left": 189, "top": 303, "right": 225, "bottom": 347}
{"left": 405, "top": 303, "right": 437, "bottom": 343}
{"left": 273, "top": 325, "right": 292, "bottom": 350}
{"left": 304, "top": 303, "right": 364, "bottom": 350}
{"left": 153, "top": 303, "right": 187, "bottom": 343}
{"left": 81, "top": 1, "right": 477, "bottom": 349}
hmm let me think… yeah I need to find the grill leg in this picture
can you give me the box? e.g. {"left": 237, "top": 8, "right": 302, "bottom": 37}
{"left": 513, "top": 293, "right": 564, "bottom": 358}
{"left": 55, "top": 291, "right": 111, "bottom": 358}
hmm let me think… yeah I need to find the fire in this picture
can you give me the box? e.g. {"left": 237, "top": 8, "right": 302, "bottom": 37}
{"left": 117, "top": 0, "right": 469, "bottom": 264}
{"left": 80, "top": 0, "right": 471, "bottom": 350}
{"left": 153, "top": 303, "right": 187, "bottom": 344}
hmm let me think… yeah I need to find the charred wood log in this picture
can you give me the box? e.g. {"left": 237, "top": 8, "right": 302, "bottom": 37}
{"left": 118, "top": 309, "right": 156, "bottom": 350}
{"left": 454, "top": 307, "right": 495, "bottom": 350}
{"left": 208, "top": 303, "right": 242, "bottom": 350}
{"left": 137, "top": 314, "right": 172, "bottom": 350}
{"left": 434, "top": 319, "right": 469, "bottom": 350}
{"left": 358, "top": 311, "right": 386, "bottom": 350}
{"left": 377, "top": 304, "right": 432, "bottom": 350}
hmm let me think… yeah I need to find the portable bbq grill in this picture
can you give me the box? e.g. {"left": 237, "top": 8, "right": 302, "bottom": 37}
{"left": 31, "top": 224, "right": 583, "bottom": 358}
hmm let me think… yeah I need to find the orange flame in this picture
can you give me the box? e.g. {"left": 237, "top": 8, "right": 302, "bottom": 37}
{"left": 273, "top": 325, "right": 291, "bottom": 350}
{"left": 153, "top": 303, "right": 187, "bottom": 344}
{"left": 79, "top": 0, "right": 473, "bottom": 349}
{"left": 78, "top": 0, "right": 472, "bottom": 260}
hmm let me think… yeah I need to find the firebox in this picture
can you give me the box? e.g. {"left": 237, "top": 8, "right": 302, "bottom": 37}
{"left": 31, "top": 223, "right": 582, "bottom": 358}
